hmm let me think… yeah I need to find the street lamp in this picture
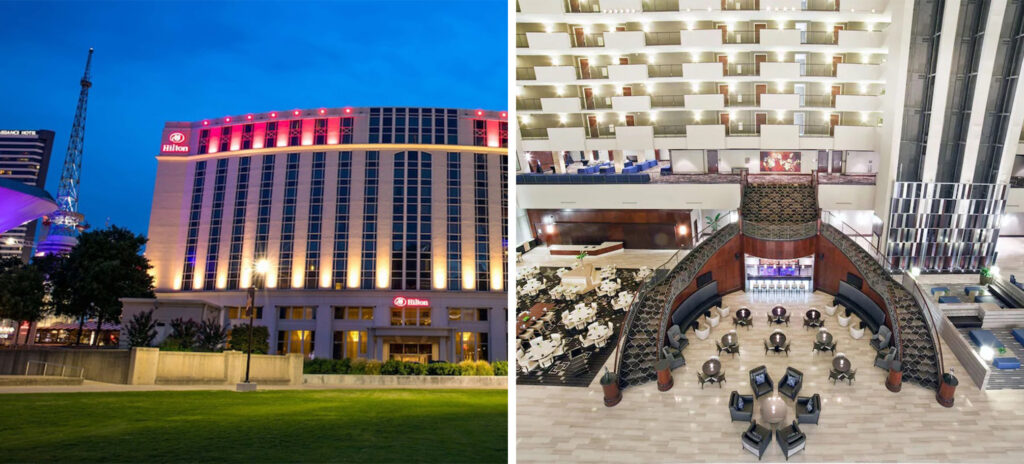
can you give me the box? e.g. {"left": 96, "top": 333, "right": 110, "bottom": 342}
{"left": 239, "top": 259, "right": 269, "bottom": 391}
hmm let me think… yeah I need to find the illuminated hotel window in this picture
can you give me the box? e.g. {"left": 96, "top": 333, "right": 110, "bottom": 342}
{"left": 499, "top": 121, "right": 508, "bottom": 148}
{"left": 264, "top": 122, "right": 278, "bottom": 148}
{"left": 252, "top": 155, "right": 276, "bottom": 269}
{"left": 340, "top": 117, "right": 354, "bottom": 144}
{"left": 218, "top": 126, "right": 231, "bottom": 152}
{"left": 304, "top": 152, "right": 326, "bottom": 289}
{"left": 331, "top": 152, "right": 352, "bottom": 289}
{"left": 334, "top": 306, "right": 373, "bottom": 320}
{"left": 334, "top": 330, "right": 368, "bottom": 360}
{"left": 241, "top": 123, "right": 254, "bottom": 150}
{"left": 180, "top": 161, "right": 207, "bottom": 290}
{"left": 277, "top": 330, "right": 313, "bottom": 356}
{"left": 391, "top": 151, "right": 432, "bottom": 290}
{"left": 198, "top": 129, "right": 210, "bottom": 153}
{"left": 226, "top": 306, "right": 263, "bottom": 319}
{"left": 448, "top": 308, "right": 488, "bottom": 321}
{"left": 226, "top": 156, "right": 251, "bottom": 289}
{"left": 276, "top": 153, "right": 300, "bottom": 288}
{"left": 360, "top": 151, "right": 379, "bottom": 289}
{"left": 473, "top": 119, "right": 486, "bottom": 146}
{"left": 314, "top": 118, "right": 327, "bottom": 145}
{"left": 500, "top": 154, "right": 508, "bottom": 286}
{"left": 473, "top": 153, "right": 490, "bottom": 291}
{"left": 368, "top": 108, "right": 456, "bottom": 145}
{"left": 389, "top": 308, "right": 431, "bottom": 326}
{"left": 455, "top": 332, "right": 489, "bottom": 362}
{"left": 446, "top": 152, "right": 462, "bottom": 290}
{"left": 287, "top": 120, "right": 301, "bottom": 146}
{"left": 278, "top": 306, "right": 315, "bottom": 320}
{"left": 203, "top": 158, "right": 229, "bottom": 289}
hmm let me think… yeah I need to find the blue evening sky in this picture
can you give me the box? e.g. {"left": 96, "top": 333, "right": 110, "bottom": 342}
{"left": 0, "top": 0, "right": 508, "bottom": 236}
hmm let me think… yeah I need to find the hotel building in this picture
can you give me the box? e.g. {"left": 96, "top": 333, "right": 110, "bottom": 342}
{"left": 124, "top": 107, "right": 508, "bottom": 363}
{"left": 0, "top": 129, "right": 55, "bottom": 262}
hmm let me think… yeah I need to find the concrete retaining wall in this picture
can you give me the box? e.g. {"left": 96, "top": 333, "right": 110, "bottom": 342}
{"left": 303, "top": 374, "right": 508, "bottom": 388}
{"left": 0, "top": 348, "right": 131, "bottom": 384}
{"left": 129, "top": 348, "right": 302, "bottom": 385}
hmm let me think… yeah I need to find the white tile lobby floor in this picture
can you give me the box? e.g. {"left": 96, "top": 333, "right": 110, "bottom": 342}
{"left": 517, "top": 291, "right": 1024, "bottom": 463}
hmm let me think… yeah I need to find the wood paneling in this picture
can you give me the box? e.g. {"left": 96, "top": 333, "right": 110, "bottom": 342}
{"left": 814, "top": 235, "right": 891, "bottom": 328}
{"left": 527, "top": 209, "right": 692, "bottom": 249}
{"left": 742, "top": 235, "right": 817, "bottom": 259}
{"left": 668, "top": 234, "right": 745, "bottom": 310}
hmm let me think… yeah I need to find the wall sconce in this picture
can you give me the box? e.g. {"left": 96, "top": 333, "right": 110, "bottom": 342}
{"left": 545, "top": 224, "right": 556, "bottom": 234}
{"left": 677, "top": 224, "right": 688, "bottom": 235}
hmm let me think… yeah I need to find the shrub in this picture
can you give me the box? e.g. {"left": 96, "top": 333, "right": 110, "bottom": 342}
{"left": 427, "top": 363, "right": 460, "bottom": 376}
{"left": 196, "top": 319, "right": 229, "bottom": 352}
{"left": 158, "top": 337, "right": 191, "bottom": 352}
{"left": 364, "top": 360, "right": 382, "bottom": 375}
{"left": 333, "top": 357, "right": 352, "bottom": 374}
{"left": 124, "top": 309, "right": 157, "bottom": 347}
{"left": 303, "top": 358, "right": 353, "bottom": 374}
{"left": 492, "top": 360, "right": 508, "bottom": 376}
{"left": 168, "top": 318, "right": 200, "bottom": 350}
{"left": 226, "top": 324, "right": 269, "bottom": 354}
{"left": 407, "top": 362, "right": 428, "bottom": 375}
{"left": 349, "top": 358, "right": 368, "bottom": 374}
{"left": 381, "top": 360, "right": 407, "bottom": 375}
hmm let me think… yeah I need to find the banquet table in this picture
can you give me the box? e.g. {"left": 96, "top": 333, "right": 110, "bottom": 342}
{"left": 525, "top": 340, "right": 559, "bottom": 362}
{"left": 701, "top": 358, "right": 721, "bottom": 376}
{"left": 518, "top": 303, "right": 554, "bottom": 335}
{"left": 769, "top": 332, "right": 787, "bottom": 347}
{"left": 586, "top": 324, "right": 612, "bottom": 342}
{"left": 832, "top": 355, "right": 852, "bottom": 373}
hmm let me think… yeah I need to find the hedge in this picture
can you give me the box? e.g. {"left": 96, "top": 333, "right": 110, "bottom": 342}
{"left": 304, "top": 358, "right": 506, "bottom": 376}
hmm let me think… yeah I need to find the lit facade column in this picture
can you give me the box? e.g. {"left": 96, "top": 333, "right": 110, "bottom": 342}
{"left": 290, "top": 153, "right": 313, "bottom": 289}
{"left": 263, "top": 153, "right": 287, "bottom": 288}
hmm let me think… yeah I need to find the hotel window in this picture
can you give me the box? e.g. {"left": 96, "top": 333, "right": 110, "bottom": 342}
{"left": 334, "top": 330, "right": 368, "bottom": 360}
{"left": 278, "top": 306, "right": 315, "bottom": 320}
{"left": 473, "top": 119, "right": 486, "bottom": 147}
{"left": 314, "top": 118, "right": 327, "bottom": 145}
{"left": 287, "top": 120, "right": 301, "bottom": 146}
{"left": 264, "top": 122, "right": 278, "bottom": 148}
{"left": 368, "top": 108, "right": 380, "bottom": 143}
{"left": 219, "top": 126, "right": 231, "bottom": 152}
{"left": 391, "top": 151, "right": 432, "bottom": 290}
{"left": 277, "top": 330, "right": 313, "bottom": 356}
{"left": 304, "top": 152, "right": 326, "bottom": 289}
{"left": 499, "top": 121, "right": 508, "bottom": 148}
{"left": 447, "top": 109, "right": 458, "bottom": 145}
{"left": 203, "top": 158, "right": 229, "bottom": 289}
{"left": 340, "top": 117, "right": 354, "bottom": 144}
{"left": 241, "top": 123, "right": 254, "bottom": 150}
{"left": 276, "top": 153, "right": 300, "bottom": 288}
{"left": 197, "top": 129, "right": 210, "bottom": 153}
{"left": 446, "top": 152, "right": 462, "bottom": 290}
{"left": 180, "top": 161, "right": 207, "bottom": 290}
{"left": 448, "top": 308, "right": 488, "bottom": 321}
{"left": 389, "top": 343, "right": 432, "bottom": 362}
{"left": 360, "top": 151, "right": 380, "bottom": 289}
{"left": 334, "top": 306, "right": 374, "bottom": 320}
{"left": 455, "top": 332, "right": 488, "bottom": 362}
{"left": 226, "top": 306, "right": 263, "bottom": 319}
{"left": 252, "top": 155, "right": 276, "bottom": 270}
{"left": 332, "top": 152, "right": 352, "bottom": 289}
{"left": 226, "top": 156, "right": 251, "bottom": 289}
{"left": 389, "top": 308, "right": 431, "bottom": 326}
{"left": 473, "top": 154, "right": 490, "bottom": 291}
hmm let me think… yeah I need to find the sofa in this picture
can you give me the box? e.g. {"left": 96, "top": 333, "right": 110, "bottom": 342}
{"left": 729, "top": 390, "right": 754, "bottom": 422}
{"left": 749, "top": 365, "right": 774, "bottom": 399}
{"left": 741, "top": 421, "right": 772, "bottom": 460}
{"left": 795, "top": 394, "right": 821, "bottom": 424}
{"left": 778, "top": 367, "right": 803, "bottom": 401}
{"left": 776, "top": 421, "right": 807, "bottom": 460}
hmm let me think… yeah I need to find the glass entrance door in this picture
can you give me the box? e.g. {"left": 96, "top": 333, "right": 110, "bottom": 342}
{"left": 388, "top": 343, "right": 433, "bottom": 363}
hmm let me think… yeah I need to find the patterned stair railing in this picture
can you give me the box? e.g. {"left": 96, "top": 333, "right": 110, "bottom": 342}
{"left": 610, "top": 215, "right": 736, "bottom": 382}
{"left": 743, "top": 220, "right": 818, "bottom": 241}
{"left": 902, "top": 273, "right": 947, "bottom": 387}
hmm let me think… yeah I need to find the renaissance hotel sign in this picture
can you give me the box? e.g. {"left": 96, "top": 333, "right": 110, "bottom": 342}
{"left": 160, "top": 128, "right": 191, "bottom": 153}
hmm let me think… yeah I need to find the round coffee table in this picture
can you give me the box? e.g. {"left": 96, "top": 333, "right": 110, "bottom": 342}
{"left": 769, "top": 332, "right": 787, "bottom": 347}
{"left": 816, "top": 330, "right": 833, "bottom": 345}
{"left": 721, "top": 332, "right": 738, "bottom": 347}
{"left": 736, "top": 308, "right": 751, "bottom": 319}
{"left": 760, "top": 394, "right": 788, "bottom": 425}
{"left": 806, "top": 309, "right": 821, "bottom": 320}
{"left": 833, "top": 355, "right": 852, "bottom": 373}
{"left": 702, "top": 358, "right": 721, "bottom": 376}
{"left": 771, "top": 306, "right": 787, "bottom": 317}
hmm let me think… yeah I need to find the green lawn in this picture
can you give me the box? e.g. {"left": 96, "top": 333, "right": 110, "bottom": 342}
{"left": 0, "top": 389, "right": 507, "bottom": 463}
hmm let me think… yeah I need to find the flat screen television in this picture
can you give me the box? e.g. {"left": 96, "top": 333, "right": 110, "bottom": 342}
{"left": 846, "top": 273, "right": 863, "bottom": 290}
{"left": 696, "top": 271, "right": 713, "bottom": 288}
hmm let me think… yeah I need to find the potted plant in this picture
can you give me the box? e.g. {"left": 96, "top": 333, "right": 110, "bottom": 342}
{"left": 980, "top": 268, "right": 994, "bottom": 285}
{"left": 706, "top": 212, "right": 723, "bottom": 232}
{"left": 576, "top": 251, "right": 588, "bottom": 263}
{"left": 600, "top": 368, "right": 622, "bottom": 407}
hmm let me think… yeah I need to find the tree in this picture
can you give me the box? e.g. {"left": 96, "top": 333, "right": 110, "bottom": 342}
{"left": 124, "top": 309, "right": 157, "bottom": 347}
{"left": 0, "top": 261, "right": 48, "bottom": 345}
{"left": 50, "top": 226, "right": 155, "bottom": 346}
{"left": 197, "top": 318, "right": 229, "bottom": 352}
{"left": 227, "top": 324, "right": 269, "bottom": 354}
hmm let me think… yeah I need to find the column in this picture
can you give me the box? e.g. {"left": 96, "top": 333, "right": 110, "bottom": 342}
{"left": 313, "top": 305, "right": 333, "bottom": 359}
{"left": 920, "top": 0, "right": 963, "bottom": 183}
{"left": 959, "top": 0, "right": 1008, "bottom": 183}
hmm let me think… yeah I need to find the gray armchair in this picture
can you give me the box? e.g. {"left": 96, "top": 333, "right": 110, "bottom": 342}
{"left": 778, "top": 367, "right": 803, "bottom": 400}
{"left": 776, "top": 421, "right": 806, "bottom": 460}
{"left": 749, "top": 365, "right": 774, "bottom": 399}
{"left": 741, "top": 421, "right": 772, "bottom": 460}
{"left": 871, "top": 325, "right": 892, "bottom": 351}
{"left": 795, "top": 394, "right": 821, "bottom": 424}
{"left": 729, "top": 390, "right": 754, "bottom": 422}
{"left": 874, "top": 346, "right": 896, "bottom": 370}
{"left": 667, "top": 324, "right": 689, "bottom": 350}
{"left": 661, "top": 346, "right": 686, "bottom": 370}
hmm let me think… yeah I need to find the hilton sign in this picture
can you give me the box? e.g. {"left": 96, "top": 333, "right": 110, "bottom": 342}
{"left": 392, "top": 296, "right": 430, "bottom": 308}
{"left": 160, "top": 128, "right": 191, "bottom": 154}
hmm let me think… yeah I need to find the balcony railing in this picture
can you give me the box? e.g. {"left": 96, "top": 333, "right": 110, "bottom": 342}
{"left": 802, "top": 31, "right": 837, "bottom": 45}
{"left": 516, "top": 67, "right": 536, "bottom": 81}
{"left": 645, "top": 32, "right": 681, "bottom": 45}
{"left": 650, "top": 95, "right": 686, "bottom": 107}
{"left": 648, "top": 64, "right": 683, "bottom": 77}
{"left": 518, "top": 98, "right": 542, "bottom": 111}
{"left": 1011, "top": 176, "right": 1024, "bottom": 188}
{"left": 802, "top": 63, "right": 836, "bottom": 77}
{"left": 723, "top": 30, "right": 759, "bottom": 44}
{"left": 516, "top": 33, "right": 528, "bottom": 48}
{"left": 654, "top": 125, "right": 686, "bottom": 136}
{"left": 726, "top": 62, "right": 759, "bottom": 76}
{"left": 572, "top": 34, "right": 605, "bottom": 48}
{"left": 518, "top": 127, "right": 548, "bottom": 139}
{"left": 644, "top": 0, "right": 681, "bottom": 11}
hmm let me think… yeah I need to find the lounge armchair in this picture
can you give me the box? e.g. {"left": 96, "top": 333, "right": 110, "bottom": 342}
{"left": 850, "top": 322, "right": 865, "bottom": 340}
{"left": 694, "top": 324, "right": 711, "bottom": 340}
{"left": 778, "top": 367, "right": 803, "bottom": 400}
{"left": 776, "top": 421, "right": 807, "bottom": 460}
{"left": 729, "top": 390, "right": 754, "bottom": 422}
{"left": 708, "top": 313, "right": 721, "bottom": 328}
{"left": 828, "top": 368, "right": 841, "bottom": 384}
{"left": 661, "top": 346, "right": 686, "bottom": 370}
{"left": 795, "top": 394, "right": 821, "bottom": 425}
{"left": 871, "top": 325, "right": 892, "bottom": 351}
{"left": 824, "top": 305, "right": 838, "bottom": 316}
{"left": 874, "top": 347, "right": 896, "bottom": 370}
{"left": 667, "top": 324, "right": 688, "bottom": 350}
{"left": 749, "top": 365, "right": 774, "bottom": 399}
{"left": 837, "top": 312, "right": 851, "bottom": 327}
{"left": 741, "top": 421, "right": 772, "bottom": 460}
{"left": 845, "top": 369, "right": 857, "bottom": 385}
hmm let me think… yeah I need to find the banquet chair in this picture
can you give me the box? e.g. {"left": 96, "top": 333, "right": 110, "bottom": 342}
{"left": 529, "top": 337, "right": 544, "bottom": 349}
